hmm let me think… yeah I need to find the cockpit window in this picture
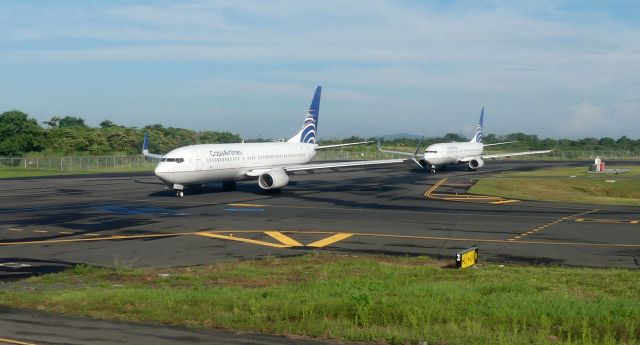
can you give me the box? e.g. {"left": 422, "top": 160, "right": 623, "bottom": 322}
{"left": 425, "top": 150, "right": 437, "bottom": 154}
{"left": 162, "top": 158, "right": 184, "bottom": 163}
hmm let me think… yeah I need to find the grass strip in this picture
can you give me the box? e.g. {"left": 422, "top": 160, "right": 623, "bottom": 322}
{"left": 1, "top": 254, "right": 639, "bottom": 344}
{"left": 470, "top": 165, "right": 640, "bottom": 206}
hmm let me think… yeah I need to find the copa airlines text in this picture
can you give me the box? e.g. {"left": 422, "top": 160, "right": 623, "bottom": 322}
{"left": 143, "top": 86, "right": 405, "bottom": 197}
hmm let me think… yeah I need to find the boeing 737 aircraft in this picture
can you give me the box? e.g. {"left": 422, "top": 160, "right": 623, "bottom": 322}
{"left": 143, "top": 86, "right": 405, "bottom": 197}
{"left": 379, "top": 108, "right": 554, "bottom": 173}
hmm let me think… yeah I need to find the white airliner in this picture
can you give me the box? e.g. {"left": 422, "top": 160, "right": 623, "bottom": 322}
{"left": 143, "top": 86, "right": 404, "bottom": 197}
{"left": 379, "top": 108, "right": 554, "bottom": 173}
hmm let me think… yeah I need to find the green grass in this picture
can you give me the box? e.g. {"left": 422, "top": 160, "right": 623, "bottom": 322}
{"left": 0, "top": 166, "right": 153, "bottom": 178}
{"left": 2, "top": 254, "right": 639, "bottom": 344}
{"left": 470, "top": 165, "right": 640, "bottom": 206}
{"left": 502, "top": 165, "right": 640, "bottom": 177}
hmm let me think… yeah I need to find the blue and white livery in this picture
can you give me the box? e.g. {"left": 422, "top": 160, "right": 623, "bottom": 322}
{"left": 470, "top": 107, "right": 484, "bottom": 144}
{"left": 143, "top": 86, "right": 405, "bottom": 197}
{"left": 379, "top": 108, "right": 554, "bottom": 173}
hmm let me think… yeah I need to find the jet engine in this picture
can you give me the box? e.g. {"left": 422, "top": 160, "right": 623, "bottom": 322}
{"left": 417, "top": 158, "right": 428, "bottom": 168}
{"left": 258, "top": 169, "right": 290, "bottom": 190}
{"left": 468, "top": 157, "right": 485, "bottom": 170}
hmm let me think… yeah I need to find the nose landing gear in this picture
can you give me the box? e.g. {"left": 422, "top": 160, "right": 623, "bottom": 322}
{"left": 171, "top": 184, "right": 185, "bottom": 198}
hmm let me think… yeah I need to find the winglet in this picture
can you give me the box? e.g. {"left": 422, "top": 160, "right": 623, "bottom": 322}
{"left": 413, "top": 136, "right": 424, "bottom": 156}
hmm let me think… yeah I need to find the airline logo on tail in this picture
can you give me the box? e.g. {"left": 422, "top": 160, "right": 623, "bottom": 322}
{"left": 300, "top": 86, "right": 321, "bottom": 144}
{"left": 471, "top": 107, "right": 484, "bottom": 143}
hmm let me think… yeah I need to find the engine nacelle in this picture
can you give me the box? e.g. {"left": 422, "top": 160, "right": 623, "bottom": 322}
{"left": 417, "top": 158, "right": 428, "bottom": 168}
{"left": 468, "top": 157, "right": 485, "bottom": 170}
{"left": 258, "top": 169, "right": 290, "bottom": 190}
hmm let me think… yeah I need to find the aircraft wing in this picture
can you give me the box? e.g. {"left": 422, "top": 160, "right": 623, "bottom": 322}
{"left": 483, "top": 141, "right": 518, "bottom": 147}
{"left": 244, "top": 159, "right": 406, "bottom": 176}
{"left": 317, "top": 141, "right": 373, "bottom": 149}
{"left": 478, "top": 149, "right": 554, "bottom": 160}
{"left": 377, "top": 148, "right": 419, "bottom": 157}
{"left": 284, "top": 159, "right": 406, "bottom": 172}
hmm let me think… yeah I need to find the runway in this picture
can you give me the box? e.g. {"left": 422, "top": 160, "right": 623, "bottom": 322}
{"left": 1, "top": 160, "right": 639, "bottom": 280}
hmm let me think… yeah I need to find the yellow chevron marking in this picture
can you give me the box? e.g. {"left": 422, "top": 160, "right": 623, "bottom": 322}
{"left": 264, "top": 231, "right": 303, "bottom": 246}
{"left": 306, "top": 233, "right": 354, "bottom": 248}
{"left": 194, "top": 232, "right": 290, "bottom": 248}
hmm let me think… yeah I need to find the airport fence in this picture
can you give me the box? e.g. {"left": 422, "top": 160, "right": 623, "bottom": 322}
{"left": 0, "top": 156, "right": 156, "bottom": 171}
{"left": 0, "top": 150, "right": 638, "bottom": 172}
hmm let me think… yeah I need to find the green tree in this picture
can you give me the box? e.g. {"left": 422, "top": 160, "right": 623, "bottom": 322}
{"left": 58, "top": 116, "right": 88, "bottom": 128}
{"left": 0, "top": 110, "right": 44, "bottom": 156}
{"left": 44, "top": 116, "right": 61, "bottom": 128}
{"left": 99, "top": 120, "right": 119, "bottom": 128}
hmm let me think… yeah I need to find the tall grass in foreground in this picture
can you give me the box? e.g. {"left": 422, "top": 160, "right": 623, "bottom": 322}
{"left": 2, "top": 255, "right": 639, "bottom": 344}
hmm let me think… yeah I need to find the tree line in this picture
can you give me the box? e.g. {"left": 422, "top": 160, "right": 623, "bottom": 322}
{"left": 0, "top": 110, "right": 240, "bottom": 156}
{"left": 1, "top": 110, "right": 639, "bottom": 157}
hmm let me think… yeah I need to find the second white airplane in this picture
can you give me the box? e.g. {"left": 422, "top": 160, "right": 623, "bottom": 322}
{"left": 379, "top": 108, "right": 555, "bottom": 173}
{"left": 143, "top": 86, "right": 405, "bottom": 197}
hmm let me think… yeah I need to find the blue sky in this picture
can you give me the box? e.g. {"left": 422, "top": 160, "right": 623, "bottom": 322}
{"left": 1, "top": 1, "right": 638, "bottom": 139}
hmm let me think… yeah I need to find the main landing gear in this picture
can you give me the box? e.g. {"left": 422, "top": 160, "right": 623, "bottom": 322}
{"left": 222, "top": 181, "right": 237, "bottom": 191}
{"left": 175, "top": 190, "right": 184, "bottom": 198}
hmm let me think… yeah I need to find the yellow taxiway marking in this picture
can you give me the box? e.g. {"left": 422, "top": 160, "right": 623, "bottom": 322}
{"left": 8, "top": 228, "right": 22, "bottom": 232}
{"left": 33, "top": 230, "right": 48, "bottom": 233}
{"left": 491, "top": 199, "right": 520, "bottom": 205}
{"left": 227, "top": 203, "right": 268, "bottom": 207}
{"left": 423, "top": 178, "right": 449, "bottom": 196}
{"left": 1, "top": 227, "right": 638, "bottom": 249}
{"left": 575, "top": 218, "right": 640, "bottom": 224}
{"left": 227, "top": 203, "right": 364, "bottom": 212}
{"left": 306, "top": 233, "right": 354, "bottom": 248}
{"left": 0, "top": 337, "right": 38, "bottom": 345}
{"left": 0, "top": 233, "right": 187, "bottom": 246}
{"left": 194, "top": 232, "right": 290, "bottom": 248}
{"left": 508, "top": 209, "right": 601, "bottom": 241}
{"left": 424, "top": 178, "right": 519, "bottom": 204}
{"left": 264, "top": 231, "right": 303, "bottom": 246}
{"left": 84, "top": 233, "right": 100, "bottom": 236}
{"left": 59, "top": 231, "right": 75, "bottom": 235}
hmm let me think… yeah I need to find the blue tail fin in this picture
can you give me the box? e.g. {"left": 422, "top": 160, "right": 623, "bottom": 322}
{"left": 470, "top": 107, "right": 484, "bottom": 143}
{"left": 289, "top": 86, "right": 321, "bottom": 144}
{"left": 142, "top": 132, "right": 150, "bottom": 154}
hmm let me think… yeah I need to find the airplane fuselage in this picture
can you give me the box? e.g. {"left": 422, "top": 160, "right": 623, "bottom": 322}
{"left": 423, "top": 142, "right": 483, "bottom": 166}
{"left": 154, "top": 142, "right": 317, "bottom": 186}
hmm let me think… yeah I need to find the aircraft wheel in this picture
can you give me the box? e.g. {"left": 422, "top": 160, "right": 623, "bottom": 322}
{"left": 176, "top": 190, "right": 184, "bottom": 198}
{"left": 430, "top": 168, "right": 436, "bottom": 173}
{"left": 222, "top": 181, "right": 237, "bottom": 191}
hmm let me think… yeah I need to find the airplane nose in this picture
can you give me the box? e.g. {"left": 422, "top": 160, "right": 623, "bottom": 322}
{"left": 154, "top": 164, "right": 170, "bottom": 183}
